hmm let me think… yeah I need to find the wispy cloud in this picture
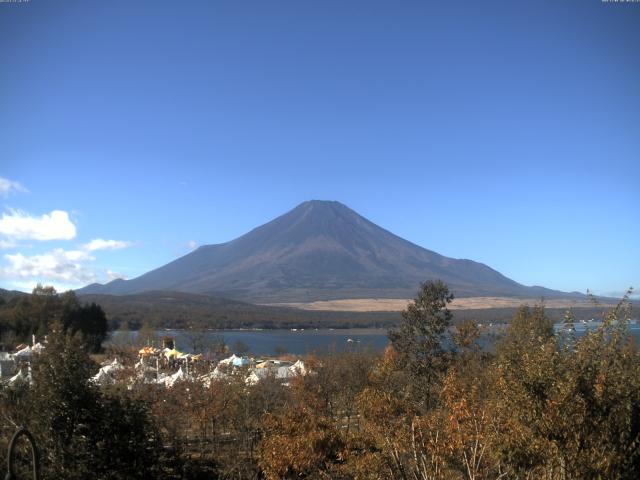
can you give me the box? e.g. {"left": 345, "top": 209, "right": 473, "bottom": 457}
{"left": 82, "top": 238, "right": 132, "bottom": 251}
{"left": 0, "top": 239, "right": 18, "bottom": 249}
{"left": 0, "top": 177, "right": 28, "bottom": 198}
{"left": 0, "top": 209, "right": 76, "bottom": 241}
{"left": 186, "top": 240, "right": 198, "bottom": 250}
{"left": 0, "top": 248, "right": 96, "bottom": 286}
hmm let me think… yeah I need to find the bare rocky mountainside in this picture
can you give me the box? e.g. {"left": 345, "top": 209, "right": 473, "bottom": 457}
{"left": 77, "top": 200, "right": 579, "bottom": 303}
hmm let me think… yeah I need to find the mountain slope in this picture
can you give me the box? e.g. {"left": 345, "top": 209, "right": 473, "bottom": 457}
{"left": 77, "top": 200, "right": 573, "bottom": 302}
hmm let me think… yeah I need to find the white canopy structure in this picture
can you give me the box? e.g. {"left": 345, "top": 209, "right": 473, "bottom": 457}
{"left": 244, "top": 360, "right": 303, "bottom": 385}
{"left": 102, "top": 358, "right": 123, "bottom": 375}
{"left": 91, "top": 358, "right": 124, "bottom": 385}
{"left": 199, "top": 368, "right": 228, "bottom": 387}
{"left": 218, "top": 354, "right": 251, "bottom": 367}
{"left": 13, "top": 346, "right": 32, "bottom": 359}
{"left": 288, "top": 359, "right": 307, "bottom": 376}
{"left": 234, "top": 356, "right": 250, "bottom": 367}
{"left": 134, "top": 360, "right": 157, "bottom": 383}
{"left": 91, "top": 368, "right": 115, "bottom": 385}
{"left": 218, "top": 354, "right": 239, "bottom": 365}
{"left": 245, "top": 371, "right": 261, "bottom": 385}
{"left": 164, "top": 366, "right": 188, "bottom": 387}
{"left": 7, "top": 370, "right": 30, "bottom": 385}
{"left": 8, "top": 371, "right": 23, "bottom": 384}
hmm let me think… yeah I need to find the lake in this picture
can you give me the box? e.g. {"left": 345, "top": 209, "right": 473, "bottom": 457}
{"left": 108, "top": 322, "right": 640, "bottom": 356}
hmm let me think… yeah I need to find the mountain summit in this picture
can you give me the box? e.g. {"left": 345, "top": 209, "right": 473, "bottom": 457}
{"left": 78, "top": 200, "right": 568, "bottom": 302}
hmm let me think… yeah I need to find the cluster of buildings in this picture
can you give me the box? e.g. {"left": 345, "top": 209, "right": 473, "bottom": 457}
{"left": 91, "top": 349, "right": 308, "bottom": 388}
{"left": 1, "top": 335, "right": 308, "bottom": 389}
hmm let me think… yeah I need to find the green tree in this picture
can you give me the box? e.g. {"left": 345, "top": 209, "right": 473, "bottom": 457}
{"left": 61, "top": 299, "right": 109, "bottom": 353}
{"left": 24, "top": 327, "right": 163, "bottom": 479}
{"left": 388, "top": 280, "right": 454, "bottom": 406}
{"left": 27, "top": 327, "right": 100, "bottom": 478}
{"left": 0, "top": 286, "right": 108, "bottom": 352}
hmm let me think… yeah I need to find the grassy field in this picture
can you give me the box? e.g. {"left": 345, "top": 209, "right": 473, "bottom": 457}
{"left": 269, "top": 296, "right": 617, "bottom": 312}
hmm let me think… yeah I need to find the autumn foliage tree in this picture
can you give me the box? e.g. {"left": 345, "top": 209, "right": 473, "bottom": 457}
{"left": 492, "top": 297, "right": 640, "bottom": 479}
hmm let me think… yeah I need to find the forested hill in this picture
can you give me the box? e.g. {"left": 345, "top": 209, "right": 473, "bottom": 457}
{"left": 0, "top": 286, "right": 624, "bottom": 331}
{"left": 77, "top": 291, "right": 401, "bottom": 329}
{"left": 0, "top": 287, "right": 26, "bottom": 303}
{"left": 77, "top": 290, "right": 614, "bottom": 330}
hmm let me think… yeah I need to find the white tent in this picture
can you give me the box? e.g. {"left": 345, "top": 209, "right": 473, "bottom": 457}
{"left": 101, "top": 358, "right": 123, "bottom": 375}
{"left": 91, "top": 368, "right": 115, "bottom": 385}
{"left": 91, "top": 359, "right": 123, "bottom": 385}
{"left": 7, "top": 370, "right": 33, "bottom": 385}
{"left": 246, "top": 365, "right": 293, "bottom": 385}
{"left": 198, "top": 368, "right": 229, "bottom": 387}
{"left": 7, "top": 370, "right": 27, "bottom": 385}
{"left": 134, "top": 360, "right": 157, "bottom": 383}
{"left": 288, "top": 359, "right": 307, "bottom": 376}
{"left": 218, "top": 354, "right": 240, "bottom": 365}
{"left": 218, "top": 354, "right": 251, "bottom": 367}
{"left": 13, "top": 346, "right": 32, "bottom": 359}
{"left": 233, "top": 356, "right": 250, "bottom": 367}
{"left": 164, "top": 367, "right": 187, "bottom": 388}
{"left": 245, "top": 371, "right": 261, "bottom": 385}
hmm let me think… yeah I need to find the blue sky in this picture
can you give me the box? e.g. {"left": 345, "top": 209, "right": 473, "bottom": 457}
{"left": 1, "top": 0, "right": 638, "bottom": 298}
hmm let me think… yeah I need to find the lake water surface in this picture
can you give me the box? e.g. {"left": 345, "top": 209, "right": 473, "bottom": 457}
{"left": 109, "top": 322, "right": 640, "bottom": 356}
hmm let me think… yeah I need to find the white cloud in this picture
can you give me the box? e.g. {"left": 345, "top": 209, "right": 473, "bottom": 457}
{"left": 0, "top": 177, "right": 28, "bottom": 198}
{"left": 0, "top": 208, "right": 135, "bottom": 289}
{"left": 0, "top": 242, "right": 134, "bottom": 290}
{"left": 0, "top": 207, "right": 135, "bottom": 288}
{"left": 8, "top": 280, "right": 83, "bottom": 294}
{"left": 83, "top": 238, "right": 132, "bottom": 251}
{"left": 1, "top": 248, "right": 96, "bottom": 286}
{"left": 0, "top": 209, "right": 76, "bottom": 241}
{"left": 187, "top": 240, "right": 198, "bottom": 250}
